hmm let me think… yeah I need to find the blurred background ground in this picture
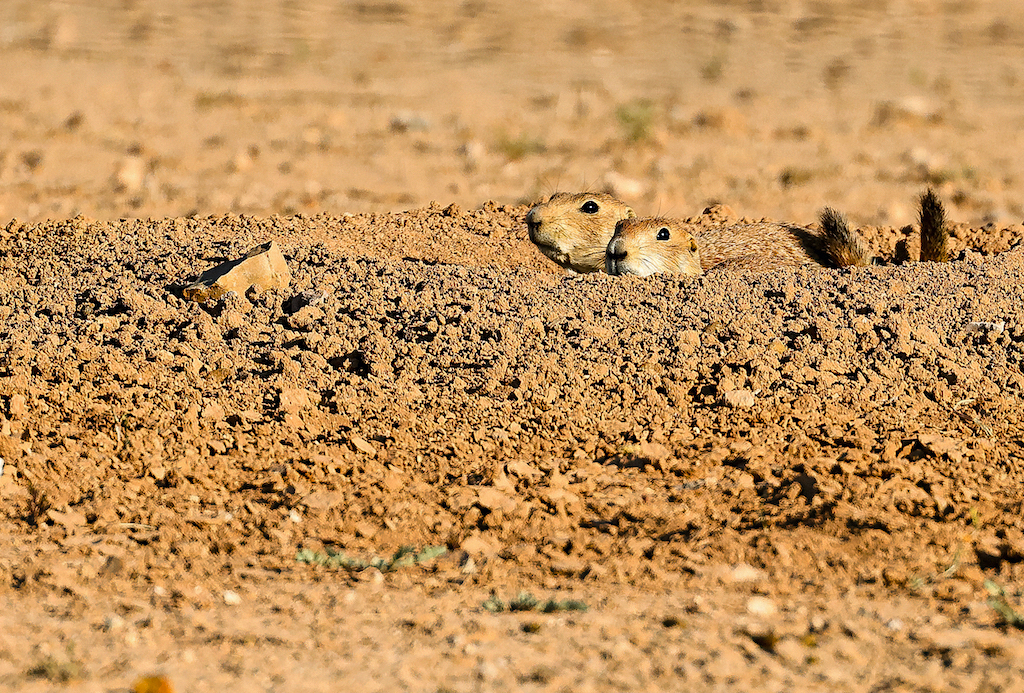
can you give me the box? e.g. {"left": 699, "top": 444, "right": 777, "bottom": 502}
{"left": 2, "top": 0, "right": 1024, "bottom": 226}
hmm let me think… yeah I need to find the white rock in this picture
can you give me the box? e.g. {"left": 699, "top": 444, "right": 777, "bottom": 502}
{"left": 729, "top": 563, "right": 766, "bottom": 583}
{"left": 746, "top": 596, "right": 778, "bottom": 616}
{"left": 723, "top": 389, "right": 756, "bottom": 408}
{"left": 966, "top": 320, "right": 1005, "bottom": 334}
{"left": 223, "top": 589, "right": 242, "bottom": 605}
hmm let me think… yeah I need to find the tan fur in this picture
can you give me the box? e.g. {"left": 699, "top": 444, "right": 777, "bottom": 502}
{"left": 606, "top": 215, "right": 876, "bottom": 277}
{"left": 525, "top": 192, "right": 635, "bottom": 273}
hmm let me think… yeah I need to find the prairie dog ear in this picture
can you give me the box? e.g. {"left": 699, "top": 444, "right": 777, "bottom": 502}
{"left": 625, "top": 207, "right": 636, "bottom": 219}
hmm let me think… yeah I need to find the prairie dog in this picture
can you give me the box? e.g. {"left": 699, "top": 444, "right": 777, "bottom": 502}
{"left": 525, "top": 192, "right": 634, "bottom": 273}
{"left": 606, "top": 211, "right": 875, "bottom": 276}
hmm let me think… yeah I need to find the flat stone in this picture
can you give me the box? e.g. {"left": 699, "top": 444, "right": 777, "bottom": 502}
{"left": 278, "top": 388, "right": 315, "bottom": 414}
{"left": 350, "top": 435, "right": 377, "bottom": 456}
{"left": 182, "top": 241, "right": 291, "bottom": 302}
{"left": 722, "top": 389, "right": 756, "bottom": 408}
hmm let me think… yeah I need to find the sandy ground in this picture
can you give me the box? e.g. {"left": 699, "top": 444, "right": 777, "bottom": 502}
{"left": 2, "top": 1, "right": 1024, "bottom": 691}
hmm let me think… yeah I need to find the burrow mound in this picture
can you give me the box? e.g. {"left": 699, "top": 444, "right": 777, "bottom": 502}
{"left": 1, "top": 206, "right": 1023, "bottom": 594}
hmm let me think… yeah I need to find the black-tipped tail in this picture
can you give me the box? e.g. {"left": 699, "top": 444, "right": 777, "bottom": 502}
{"left": 919, "top": 188, "right": 950, "bottom": 263}
{"left": 818, "top": 207, "right": 875, "bottom": 267}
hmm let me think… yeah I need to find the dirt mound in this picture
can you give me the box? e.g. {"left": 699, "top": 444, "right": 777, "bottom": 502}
{"left": 3, "top": 207, "right": 1024, "bottom": 689}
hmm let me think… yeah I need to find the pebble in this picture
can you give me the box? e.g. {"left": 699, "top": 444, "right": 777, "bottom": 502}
{"left": 723, "top": 389, "right": 756, "bottom": 408}
{"left": 350, "top": 435, "right": 377, "bottom": 456}
{"left": 223, "top": 589, "right": 242, "bottom": 605}
{"left": 729, "top": 563, "right": 766, "bottom": 583}
{"left": 746, "top": 596, "right": 778, "bottom": 616}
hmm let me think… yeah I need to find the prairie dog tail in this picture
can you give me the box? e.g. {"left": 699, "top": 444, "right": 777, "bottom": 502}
{"left": 817, "top": 207, "right": 876, "bottom": 268}
{"left": 919, "top": 188, "right": 950, "bottom": 263}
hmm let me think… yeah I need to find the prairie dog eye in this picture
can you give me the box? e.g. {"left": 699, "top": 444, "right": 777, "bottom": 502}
{"left": 580, "top": 200, "right": 600, "bottom": 214}
{"left": 657, "top": 227, "right": 671, "bottom": 241}
{"left": 690, "top": 238, "right": 698, "bottom": 253}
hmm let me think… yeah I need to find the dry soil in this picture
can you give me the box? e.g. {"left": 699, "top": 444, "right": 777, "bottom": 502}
{"left": 2, "top": 2, "right": 1024, "bottom": 692}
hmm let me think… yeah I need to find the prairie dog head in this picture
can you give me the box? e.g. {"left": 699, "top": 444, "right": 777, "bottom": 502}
{"left": 606, "top": 217, "right": 703, "bottom": 277}
{"left": 525, "top": 192, "right": 635, "bottom": 273}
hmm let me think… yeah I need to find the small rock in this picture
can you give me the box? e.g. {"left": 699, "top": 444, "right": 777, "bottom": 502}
{"left": 288, "top": 509, "right": 302, "bottom": 523}
{"left": 103, "top": 614, "right": 126, "bottom": 632}
{"left": 966, "top": 320, "right": 1005, "bottom": 334}
{"left": 458, "top": 140, "right": 485, "bottom": 166}
{"left": 729, "top": 563, "right": 766, "bottom": 583}
{"left": 722, "top": 389, "right": 756, "bottom": 408}
{"left": 746, "top": 596, "right": 778, "bottom": 616}
{"left": 278, "top": 388, "right": 315, "bottom": 414}
{"left": 350, "top": 435, "right": 377, "bottom": 456}
{"left": 223, "top": 590, "right": 241, "bottom": 605}
{"left": 912, "top": 326, "right": 940, "bottom": 346}
{"left": 182, "top": 241, "right": 291, "bottom": 303}
{"left": 289, "top": 289, "right": 328, "bottom": 312}
{"left": 7, "top": 394, "right": 27, "bottom": 419}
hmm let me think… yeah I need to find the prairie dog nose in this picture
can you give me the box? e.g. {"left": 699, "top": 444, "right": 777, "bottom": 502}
{"left": 607, "top": 236, "right": 627, "bottom": 260}
{"left": 525, "top": 206, "right": 543, "bottom": 238}
{"left": 606, "top": 236, "right": 628, "bottom": 274}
